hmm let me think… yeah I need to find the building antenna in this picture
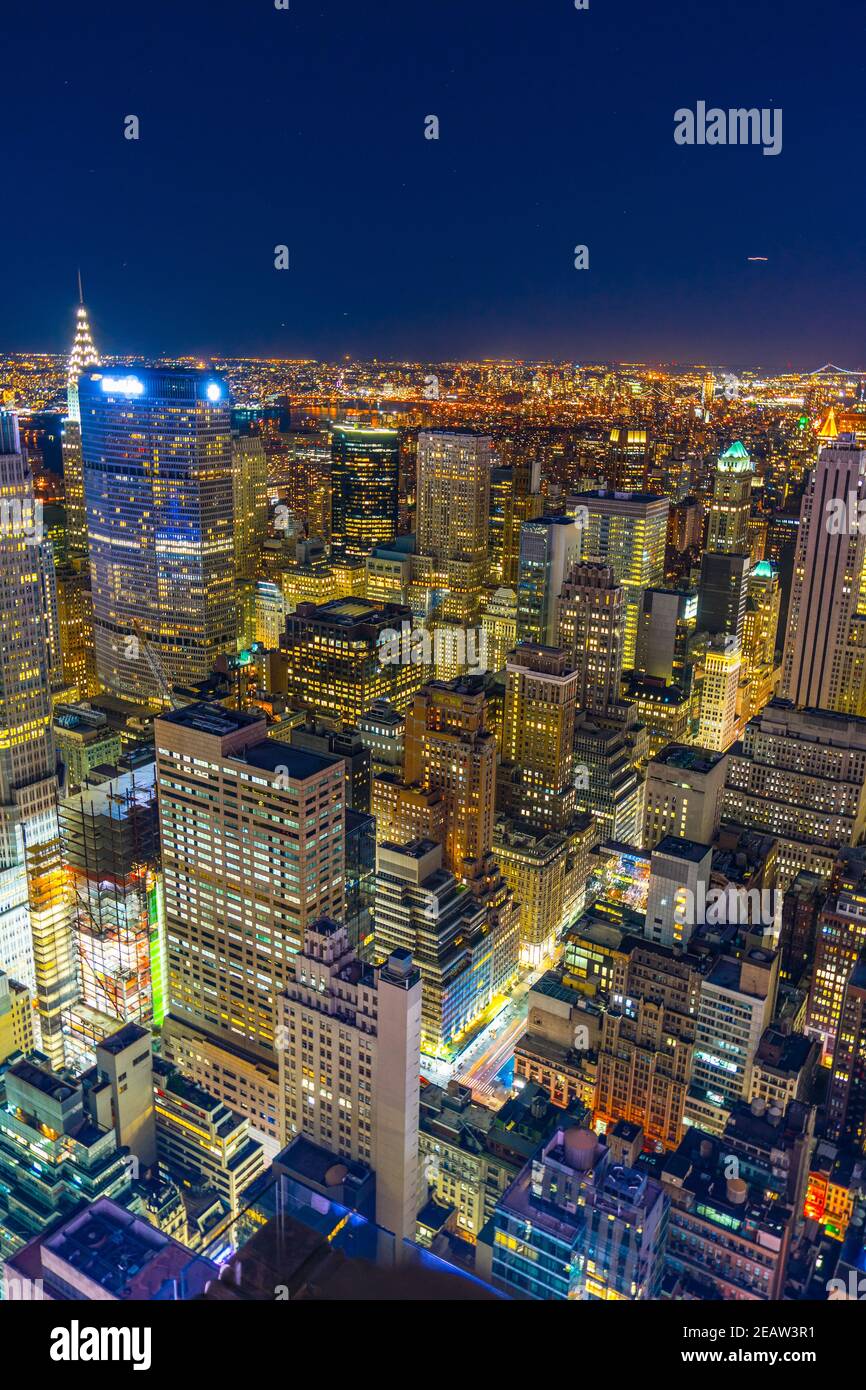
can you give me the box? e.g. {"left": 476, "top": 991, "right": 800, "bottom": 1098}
{"left": 77, "top": 267, "right": 84, "bottom": 305}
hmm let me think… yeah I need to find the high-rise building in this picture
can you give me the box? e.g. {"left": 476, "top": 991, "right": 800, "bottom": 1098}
{"left": 0, "top": 1058, "right": 132, "bottom": 1281}
{"left": 707, "top": 441, "right": 754, "bottom": 553}
{"left": 374, "top": 839, "right": 517, "bottom": 1058}
{"left": 643, "top": 744, "right": 727, "bottom": 850}
{"left": 741, "top": 559, "right": 781, "bottom": 722}
{"left": 781, "top": 423, "right": 866, "bottom": 714}
{"left": 231, "top": 430, "right": 268, "bottom": 582}
{"left": 477, "top": 1124, "right": 668, "bottom": 1300}
{"left": 59, "top": 763, "right": 160, "bottom": 1030}
{"left": 156, "top": 704, "right": 345, "bottom": 1141}
{"left": 330, "top": 424, "right": 399, "bottom": 557}
{"left": 79, "top": 367, "right": 236, "bottom": 702}
{"left": 480, "top": 586, "right": 518, "bottom": 674}
{"left": 281, "top": 597, "right": 421, "bottom": 724}
{"left": 722, "top": 700, "right": 866, "bottom": 887}
{"left": 276, "top": 916, "right": 422, "bottom": 1241}
{"left": 489, "top": 459, "right": 543, "bottom": 585}
{"left": 515, "top": 514, "right": 582, "bottom": 646}
{"left": 403, "top": 676, "right": 497, "bottom": 874}
{"left": 606, "top": 425, "right": 652, "bottom": 492}
{"left": 697, "top": 634, "right": 741, "bottom": 752}
{"left": 556, "top": 561, "right": 625, "bottom": 714}
{"left": 634, "top": 585, "right": 697, "bottom": 686}
{"left": 0, "top": 968, "right": 33, "bottom": 1064}
{"left": 574, "top": 490, "right": 669, "bottom": 669}
{"left": 500, "top": 644, "right": 579, "bottom": 836}
{"left": 696, "top": 551, "right": 750, "bottom": 642}
{"left": 0, "top": 410, "right": 76, "bottom": 1067}
{"left": 807, "top": 858, "right": 866, "bottom": 1063}
{"left": 687, "top": 945, "right": 778, "bottom": 1128}
{"left": 644, "top": 835, "right": 713, "bottom": 951}
{"left": 55, "top": 565, "right": 100, "bottom": 699}
{"left": 63, "top": 279, "right": 100, "bottom": 561}
{"left": 827, "top": 949, "right": 866, "bottom": 1154}
{"left": 595, "top": 937, "right": 702, "bottom": 1150}
{"left": 416, "top": 430, "right": 491, "bottom": 569}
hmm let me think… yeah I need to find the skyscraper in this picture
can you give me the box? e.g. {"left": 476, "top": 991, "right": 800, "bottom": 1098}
{"left": 516, "top": 514, "right": 582, "bottom": 646}
{"left": 79, "top": 367, "right": 236, "bottom": 703}
{"left": 276, "top": 917, "right": 422, "bottom": 1241}
{"left": 500, "top": 644, "right": 579, "bottom": 836}
{"left": 416, "top": 430, "right": 492, "bottom": 568}
{"left": 0, "top": 410, "right": 76, "bottom": 1067}
{"left": 781, "top": 420, "right": 866, "bottom": 715}
{"left": 156, "top": 704, "right": 345, "bottom": 1140}
{"left": 707, "top": 441, "right": 754, "bottom": 554}
{"left": 575, "top": 490, "right": 669, "bottom": 669}
{"left": 403, "top": 676, "right": 497, "bottom": 875}
{"left": 330, "top": 424, "right": 399, "bottom": 557}
{"left": 556, "top": 561, "right": 625, "bottom": 714}
{"left": 63, "top": 280, "right": 99, "bottom": 563}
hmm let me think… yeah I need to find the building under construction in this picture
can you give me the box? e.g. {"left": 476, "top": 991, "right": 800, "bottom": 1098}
{"left": 59, "top": 761, "right": 162, "bottom": 1037}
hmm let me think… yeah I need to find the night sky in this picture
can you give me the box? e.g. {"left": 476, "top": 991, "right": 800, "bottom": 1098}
{"left": 4, "top": 0, "right": 865, "bottom": 366}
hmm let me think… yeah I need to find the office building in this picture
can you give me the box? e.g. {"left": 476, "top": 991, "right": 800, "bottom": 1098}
{"left": 643, "top": 743, "right": 727, "bottom": 850}
{"left": 697, "top": 634, "right": 741, "bottom": 752}
{"left": 0, "top": 410, "right": 75, "bottom": 1066}
{"left": 661, "top": 1122, "right": 794, "bottom": 1300}
{"left": 706, "top": 441, "right": 754, "bottom": 554}
{"left": 79, "top": 367, "right": 236, "bottom": 702}
{"left": 374, "top": 840, "right": 517, "bottom": 1058}
{"left": 59, "top": 763, "right": 160, "bottom": 1029}
{"left": 696, "top": 551, "right": 750, "bottom": 642}
{"left": 722, "top": 699, "right": 866, "bottom": 887}
{"left": 281, "top": 597, "right": 421, "bottom": 723}
{"left": 403, "top": 676, "right": 497, "bottom": 874}
{"left": 62, "top": 284, "right": 100, "bottom": 561}
{"left": 515, "top": 514, "right": 582, "bottom": 646}
{"left": 53, "top": 702, "right": 122, "bottom": 788}
{"left": 276, "top": 917, "right": 422, "bottom": 1241}
{"left": 574, "top": 490, "right": 669, "bottom": 669}
{"left": 688, "top": 945, "right": 778, "bottom": 1128}
{"left": 477, "top": 1125, "right": 668, "bottom": 1300}
{"left": 0, "top": 1058, "right": 132, "bottom": 1281}
{"left": 644, "top": 835, "right": 713, "bottom": 951}
{"left": 556, "top": 561, "right": 625, "bottom": 714}
{"left": 156, "top": 703, "right": 345, "bottom": 1141}
{"left": 500, "top": 644, "right": 579, "bottom": 836}
{"left": 489, "top": 459, "right": 543, "bottom": 586}
{"left": 0, "top": 970, "right": 33, "bottom": 1064}
{"left": 330, "top": 424, "right": 399, "bottom": 558}
{"left": 634, "top": 585, "right": 697, "bottom": 686}
{"left": 416, "top": 430, "right": 491, "bottom": 569}
{"left": 781, "top": 422, "right": 866, "bottom": 714}
{"left": 741, "top": 560, "right": 781, "bottom": 723}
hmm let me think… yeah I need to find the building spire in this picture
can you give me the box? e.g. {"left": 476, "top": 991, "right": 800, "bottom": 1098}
{"left": 67, "top": 275, "right": 99, "bottom": 423}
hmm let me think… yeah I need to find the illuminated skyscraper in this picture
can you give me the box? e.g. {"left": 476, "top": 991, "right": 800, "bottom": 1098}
{"left": 707, "top": 441, "right": 754, "bottom": 554}
{"left": 781, "top": 419, "right": 866, "bottom": 715}
{"left": 156, "top": 704, "right": 345, "bottom": 1141}
{"left": 697, "top": 634, "right": 741, "bottom": 753}
{"left": 500, "top": 644, "right": 579, "bottom": 836}
{"left": 330, "top": 424, "right": 399, "bottom": 558}
{"left": 489, "top": 459, "right": 543, "bottom": 586}
{"left": 575, "top": 490, "right": 668, "bottom": 669}
{"left": 403, "top": 676, "right": 497, "bottom": 874}
{"left": 741, "top": 560, "right": 781, "bottom": 722}
{"left": 63, "top": 277, "right": 100, "bottom": 561}
{"left": 556, "top": 561, "right": 625, "bottom": 714}
{"left": 516, "top": 514, "right": 582, "bottom": 646}
{"left": 79, "top": 367, "right": 236, "bottom": 703}
{"left": 416, "top": 430, "right": 492, "bottom": 568}
{"left": 0, "top": 410, "right": 76, "bottom": 1067}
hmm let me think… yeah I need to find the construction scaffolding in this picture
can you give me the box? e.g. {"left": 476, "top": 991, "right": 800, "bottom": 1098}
{"left": 59, "top": 762, "right": 161, "bottom": 1028}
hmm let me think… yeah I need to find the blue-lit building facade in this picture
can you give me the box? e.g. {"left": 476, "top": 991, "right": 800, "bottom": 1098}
{"left": 477, "top": 1126, "right": 669, "bottom": 1300}
{"left": 78, "top": 368, "right": 236, "bottom": 703}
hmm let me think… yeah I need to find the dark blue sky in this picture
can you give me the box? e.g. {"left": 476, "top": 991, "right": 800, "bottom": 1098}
{"left": 4, "top": 0, "right": 864, "bottom": 366}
